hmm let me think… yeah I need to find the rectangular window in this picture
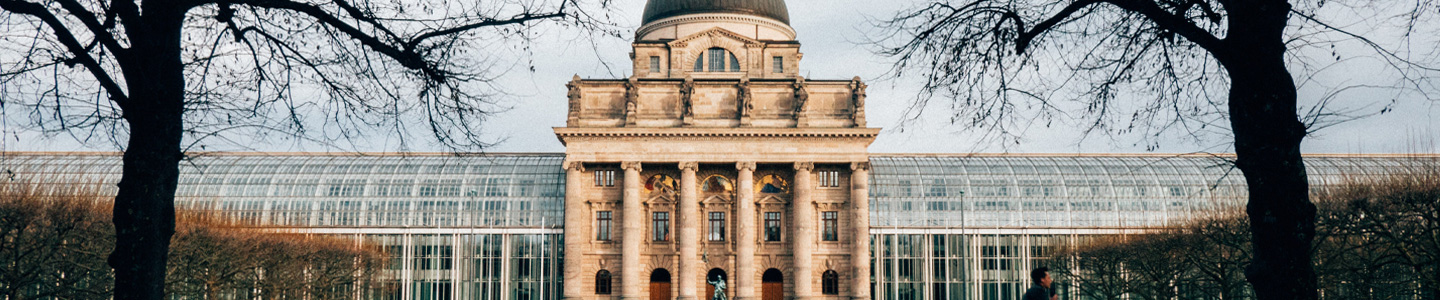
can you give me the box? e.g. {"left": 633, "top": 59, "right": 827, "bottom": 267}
{"left": 594, "top": 170, "right": 615, "bottom": 187}
{"left": 649, "top": 56, "right": 661, "bottom": 72}
{"left": 822, "top": 211, "right": 838, "bottom": 241}
{"left": 772, "top": 56, "right": 783, "bottom": 73}
{"left": 764, "top": 212, "right": 782, "bottom": 242}
{"left": 708, "top": 212, "right": 726, "bottom": 241}
{"left": 817, "top": 170, "right": 840, "bottom": 188}
{"left": 596, "top": 211, "right": 612, "bottom": 241}
{"left": 925, "top": 179, "right": 947, "bottom": 197}
{"left": 708, "top": 48, "right": 726, "bottom": 71}
{"left": 653, "top": 212, "right": 670, "bottom": 242}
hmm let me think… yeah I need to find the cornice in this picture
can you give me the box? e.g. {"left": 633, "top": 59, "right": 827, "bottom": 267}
{"left": 553, "top": 127, "right": 881, "bottom": 141}
{"left": 636, "top": 13, "right": 796, "bottom": 42}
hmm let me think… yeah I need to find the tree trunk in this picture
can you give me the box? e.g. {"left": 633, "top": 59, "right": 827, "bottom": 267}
{"left": 108, "top": 7, "right": 187, "bottom": 300}
{"left": 1221, "top": 2, "right": 1319, "bottom": 300}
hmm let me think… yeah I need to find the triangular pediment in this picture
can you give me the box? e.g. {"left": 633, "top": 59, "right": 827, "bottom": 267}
{"left": 702, "top": 195, "right": 732, "bottom": 206}
{"left": 667, "top": 27, "right": 763, "bottom": 48}
{"left": 646, "top": 193, "right": 676, "bottom": 205}
{"left": 756, "top": 194, "right": 787, "bottom": 205}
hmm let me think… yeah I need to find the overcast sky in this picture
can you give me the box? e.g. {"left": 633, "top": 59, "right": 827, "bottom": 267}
{"left": 6, "top": 0, "right": 1437, "bottom": 154}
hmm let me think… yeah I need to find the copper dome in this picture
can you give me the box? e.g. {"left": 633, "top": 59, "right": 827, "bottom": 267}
{"left": 642, "top": 0, "right": 790, "bottom": 25}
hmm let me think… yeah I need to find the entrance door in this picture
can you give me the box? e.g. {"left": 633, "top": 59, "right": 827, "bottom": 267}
{"left": 762, "top": 269, "right": 783, "bottom": 300}
{"left": 650, "top": 269, "right": 672, "bottom": 300}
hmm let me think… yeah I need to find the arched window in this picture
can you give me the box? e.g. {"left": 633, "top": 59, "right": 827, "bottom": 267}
{"left": 694, "top": 47, "right": 741, "bottom": 72}
{"left": 701, "top": 175, "right": 733, "bottom": 193}
{"left": 756, "top": 174, "right": 788, "bottom": 193}
{"left": 646, "top": 174, "right": 678, "bottom": 193}
{"left": 596, "top": 270, "right": 612, "bottom": 295}
{"left": 822, "top": 270, "right": 839, "bottom": 295}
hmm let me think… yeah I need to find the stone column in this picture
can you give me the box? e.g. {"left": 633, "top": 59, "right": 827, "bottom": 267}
{"left": 562, "top": 161, "right": 587, "bottom": 300}
{"left": 678, "top": 162, "right": 700, "bottom": 300}
{"left": 792, "top": 162, "right": 815, "bottom": 299}
{"left": 850, "top": 162, "right": 872, "bottom": 300}
{"left": 621, "top": 162, "right": 644, "bottom": 300}
{"left": 735, "top": 162, "right": 758, "bottom": 300}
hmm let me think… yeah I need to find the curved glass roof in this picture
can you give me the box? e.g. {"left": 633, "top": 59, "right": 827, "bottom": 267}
{"left": 3, "top": 153, "right": 1433, "bottom": 229}
{"left": 1, "top": 153, "right": 565, "bottom": 228}
{"left": 867, "top": 155, "right": 1440, "bottom": 228}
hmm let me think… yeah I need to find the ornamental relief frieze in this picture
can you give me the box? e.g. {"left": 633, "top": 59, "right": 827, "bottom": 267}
{"left": 815, "top": 201, "right": 846, "bottom": 211}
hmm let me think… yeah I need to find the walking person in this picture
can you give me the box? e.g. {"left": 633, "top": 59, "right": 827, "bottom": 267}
{"left": 1024, "top": 267, "right": 1058, "bottom": 300}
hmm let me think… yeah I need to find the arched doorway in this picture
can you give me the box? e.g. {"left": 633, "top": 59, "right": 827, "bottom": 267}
{"left": 762, "top": 268, "right": 784, "bottom": 300}
{"left": 650, "top": 269, "right": 672, "bottom": 300}
{"left": 705, "top": 268, "right": 728, "bottom": 300}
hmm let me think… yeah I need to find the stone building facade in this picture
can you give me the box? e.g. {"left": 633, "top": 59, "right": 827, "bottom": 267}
{"left": 557, "top": 1, "right": 876, "bottom": 299}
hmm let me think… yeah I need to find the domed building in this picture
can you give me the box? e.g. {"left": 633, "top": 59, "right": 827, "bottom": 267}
{"left": 631, "top": 0, "right": 800, "bottom": 80}
{"left": 559, "top": 0, "right": 875, "bottom": 299}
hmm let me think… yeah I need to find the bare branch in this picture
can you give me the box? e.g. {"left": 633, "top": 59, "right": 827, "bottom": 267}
{"left": 0, "top": 0, "right": 129, "bottom": 103}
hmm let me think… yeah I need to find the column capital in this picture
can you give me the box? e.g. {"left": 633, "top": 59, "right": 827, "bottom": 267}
{"left": 793, "top": 162, "right": 814, "bottom": 172}
{"left": 679, "top": 161, "right": 700, "bottom": 172}
{"left": 850, "top": 161, "right": 870, "bottom": 171}
{"left": 736, "top": 162, "right": 757, "bottom": 172}
{"left": 565, "top": 161, "right": 587, "bottom": 172}
{"left": 621, "top": 161, "right": 643, "bottom": 172}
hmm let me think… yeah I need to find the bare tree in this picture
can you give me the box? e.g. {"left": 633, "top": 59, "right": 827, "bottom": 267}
{"left": 873, "top": 1, "right": 1439, "bottom": 299}
{"left": 0, "top": 183, "right": 113, "bottom": 300}
{"left": 0, "top": 0, "right": 614, "bottom": 299}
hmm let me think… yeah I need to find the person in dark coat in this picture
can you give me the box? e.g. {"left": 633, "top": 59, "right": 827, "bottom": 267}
{"left": 1024, "top": 267, "right": 1057, "bottom": 300}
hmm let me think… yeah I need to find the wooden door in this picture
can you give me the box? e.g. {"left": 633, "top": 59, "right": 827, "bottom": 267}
{"left": 761, "top": 282, "right": 782, "bottom": 300}
{"left": 705, "top": 285, "right": 714, "bottom": 300}
{"left": 650, "top": 282, "right": 671, "bottom": 300}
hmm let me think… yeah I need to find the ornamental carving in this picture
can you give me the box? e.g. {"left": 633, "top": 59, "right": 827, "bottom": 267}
{"left": 566, "top": 75, "right": 582, "bottom": 114}
{"left": 565, "top": 161, "right": 586, "bottom": 172}
{"left": 737, "top": 77, "right": 753, "bottom": 121}
{"left": 793, "top": 162, "right": 814, "bottom": 172}
{"left": 624, "top": 76, "right": 639, "bottom": 126}
{"left": 792, "top": 77, "right": 809, "bottom": 116}
{"left": 680, "top": 76, "right": 696, "bottom": 122}
{"left": 621, "top": 161, "right": 643, "bottom": 172}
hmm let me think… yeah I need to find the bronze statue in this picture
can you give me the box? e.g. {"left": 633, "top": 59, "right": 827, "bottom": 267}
{"left": 708, "top": 275, "right": 728, "bottom": 300}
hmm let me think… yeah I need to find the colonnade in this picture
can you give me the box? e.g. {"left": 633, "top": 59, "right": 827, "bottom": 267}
{"left": 564, "top": 161, "right": 871, "bottom": 300}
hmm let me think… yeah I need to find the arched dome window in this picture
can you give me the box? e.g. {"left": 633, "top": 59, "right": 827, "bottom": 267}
{"left": 694, "top": 47, "right": 740, "bottom": 72}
